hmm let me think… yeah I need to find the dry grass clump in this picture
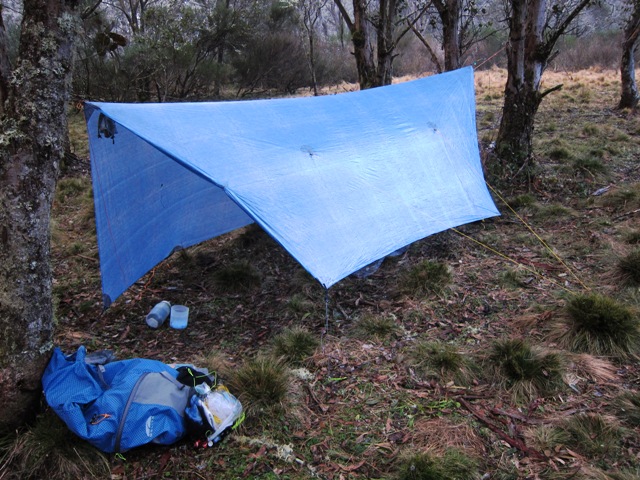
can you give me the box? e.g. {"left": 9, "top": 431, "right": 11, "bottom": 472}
{"left": 617, "top": 249, "right": 640, "bottom": 286}
{"left": 407, "top": 417, "right": 485, "bottom": 457}
{"left": 598, "top": 184, "right": 640, "bottom": 212}
{"left": 0, "top": 412, "right": 110, "bottom": 480}
{"left": 398, "top": 260, "right": 452, "bottom": 297}
{"left": 564, "top": 353, "right": 618, "bottom": 388}
{"left": 487, "top": 338, "right": 566, "bottom": 403}
{"left": 523, "top": 424, "right": 570, "bottom": 455}
{"left": 406, "top": 340, "right": 475, "bottom": 386}
{"left": 270, "top": 326, "right": 319, "bottom": 366}
{"left": 395, "top": 448, "right": 481, "bottom": 480}
{"left": 552, "top": 293, "right": 640, "bottom": 359}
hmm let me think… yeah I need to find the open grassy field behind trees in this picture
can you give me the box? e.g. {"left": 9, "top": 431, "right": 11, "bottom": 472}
{"left": 1, "top": 65, "right": 638, "bottom": 479}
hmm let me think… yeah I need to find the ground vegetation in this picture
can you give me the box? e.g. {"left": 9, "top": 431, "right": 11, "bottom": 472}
{"left": 2, "top": 67, "right": 637, "bottom": 480}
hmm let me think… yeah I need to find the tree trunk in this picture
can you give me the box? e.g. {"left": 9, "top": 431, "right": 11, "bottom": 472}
{"left": 435, "top": 0, "right": 462, "bottom": 71}
{"left": 0, "top": 4, "right": 10, "bottom": 115}
{"left": 376, "top": 0, "right": 396, "bottom": 86}
{"left": 351, "top": 0, "right": 377, "bottom": 89}
{"left": 493, "top": 0, "right": 543, "bottom": 183}
{"left": 618, "top": 1, "right": 640, "bottom": 110}
{"left": 0, "top": 0, "right": 78, "bottom": 431}
{"left": 333, "top": 0, "right": 394, "bottom": 89}
{"left": 490, "top": 0, "right": 591, "bottom": 188}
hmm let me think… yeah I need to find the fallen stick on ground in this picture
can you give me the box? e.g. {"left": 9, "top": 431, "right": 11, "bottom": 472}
{"left": 457, "top": 397, "right": 546, "bottom": 460}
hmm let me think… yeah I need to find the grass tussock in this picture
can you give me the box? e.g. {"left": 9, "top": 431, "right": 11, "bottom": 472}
{"left": 553, "top": 293, "right": 640, "bottom": 359}
{"left": 508, "top": 193, "right": 537, "bottom": 209}
{"left": 398, "top": 260, "right": 452, "bottom": 297}
{"left": 617, "top": 249, "right": 640, "bottom": 286}
{"left": 286, "top": 293, "right": 317, "bottom": 316}
{"left": 224, "top": 355, "right": 292, "bottom": 419}
{"left": 599, "top": 184, "right": 640, "bottom": 211}
{"left": 534, "top": 203, "right": 573, "bottom": 222}
{"left": 524, "top": 424, "right": 570, "bottom": 455}
{"left": 395, "top": 448, "right": 480, "bottom": 480}
{"left": 612, "top": 391, "right": 640, "bottom": 426}
{"left": 211, "top": 260, "right": 261, "bottom": 293}
{"left": 271, "top": 326, "right": 319, "bottom": 366}
{"left": 487, "top": 338, "right": 566, "bottom": 403}
{"left": 566, "top": 353, "right": 618, "bottom": 384}
{"left": 352, "top": 313, "right": 399, "bottom": 340}
{"left": 407, "top": 340, "right": 475, "bottom": 386}
{"left": 0, "top": 412, "right": 110, "bottom": 480}
{"left": 573, "top": 156, "right": 607, "bottom": 175}
{"left": 496, "top": 267, "right": 527, "bottom": 289}
{"left": 562, "top": 413, "right": 623, "bottom": 458}
{"left": 623, "top": 229, "right": 640, "bottom": 245}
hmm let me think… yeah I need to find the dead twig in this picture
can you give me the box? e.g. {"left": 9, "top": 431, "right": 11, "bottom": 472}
{"left": 457, "top": 397, "right": 546, "bottom": 460}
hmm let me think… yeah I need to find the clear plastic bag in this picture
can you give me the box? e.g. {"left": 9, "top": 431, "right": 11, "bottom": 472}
{"left": 187, "top": 384, "right": 244, "bottom": 445}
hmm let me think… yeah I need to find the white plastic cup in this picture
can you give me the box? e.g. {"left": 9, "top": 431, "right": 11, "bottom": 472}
{"left": 170, "top": 305, "right": 189, "bottom": 329}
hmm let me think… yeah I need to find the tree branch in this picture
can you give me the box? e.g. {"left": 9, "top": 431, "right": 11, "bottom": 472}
{"left": 540, "top": 83, "right": 563, "bottom": 99}
{"left": 544, "top": 0, "right": 593, "bottom": 52}
{"left": 410, "top": 24, "right": 443, "bottom": 73}
{"left": 457, "top": 397, "right": 546, "bottom": 460}
{"left": 332, "top": 0, "right": 355, "bottom": 33}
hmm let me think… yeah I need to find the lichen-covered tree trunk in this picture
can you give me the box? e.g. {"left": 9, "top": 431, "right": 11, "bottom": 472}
{"left": 0, "top": 0, "right": 78, "bottom": 431}
{"left": 618, "top": 0, "right": 640, "bottom": 110}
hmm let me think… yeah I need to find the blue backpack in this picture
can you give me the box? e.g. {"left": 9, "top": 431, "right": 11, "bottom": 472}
{"left": 42, "top": 346, "right": 193, "bottom": 453}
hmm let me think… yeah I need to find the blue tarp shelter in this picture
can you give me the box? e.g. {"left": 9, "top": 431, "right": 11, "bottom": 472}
{"left": 84, "top": 66, "right": 499, "bottom": 306}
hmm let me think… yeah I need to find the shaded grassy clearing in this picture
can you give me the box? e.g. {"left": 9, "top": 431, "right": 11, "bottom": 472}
{"left": 4, "top": 68, "right": 639, "bottom": 479}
